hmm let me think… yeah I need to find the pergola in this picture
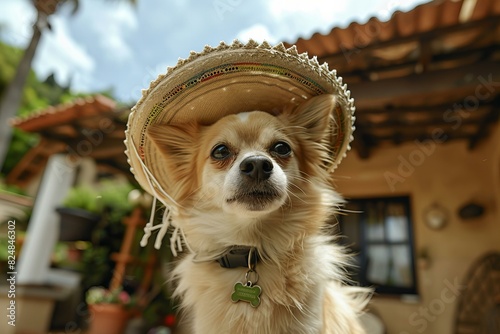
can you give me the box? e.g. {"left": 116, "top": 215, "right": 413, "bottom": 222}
{"left": 286, "top": 0, "right": 500, "bottom": 158}
{"left": 8, "top": 95, "right": 130, "bottom": 187}
{"left": 7, "top": 98, "right": 153, "bottom": 334}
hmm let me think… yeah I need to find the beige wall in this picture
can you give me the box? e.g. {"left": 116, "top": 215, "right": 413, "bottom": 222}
{"left": 334, "top": 123, "right": 500, "bottom": 334}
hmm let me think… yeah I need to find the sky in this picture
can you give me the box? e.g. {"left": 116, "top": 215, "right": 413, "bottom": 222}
{"left": 0, "top": 0, "right": 428, "bottom": 103}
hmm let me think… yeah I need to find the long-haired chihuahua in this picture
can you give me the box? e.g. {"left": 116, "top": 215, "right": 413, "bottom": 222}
{"left": 147, "top": 94, "right": 370, "bottom": 334}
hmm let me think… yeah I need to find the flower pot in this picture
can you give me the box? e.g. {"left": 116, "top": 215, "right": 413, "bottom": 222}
{"left": 56, "top": 207, "right": 100, "bottom": 241}
{"left": 88, "top": 303, "right": 131, "bottom": 334}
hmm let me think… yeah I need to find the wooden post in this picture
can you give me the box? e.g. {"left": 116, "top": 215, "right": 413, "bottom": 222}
{"left": 110, "top": 207, "right": 145, "bottom": 290}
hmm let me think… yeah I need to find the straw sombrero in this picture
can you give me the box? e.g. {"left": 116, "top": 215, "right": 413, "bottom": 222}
{"left": 124, "top": 39, "right": 355, "bottom": 208}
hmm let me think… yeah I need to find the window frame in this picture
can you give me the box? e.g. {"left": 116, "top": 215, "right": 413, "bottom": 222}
{"left": 337, "top": 195, "right": 419, "bottom": 296}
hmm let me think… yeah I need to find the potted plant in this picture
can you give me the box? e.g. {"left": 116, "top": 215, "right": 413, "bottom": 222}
{"left": 56, "top": 186, "right": 102, "bottom": 241}
{"left": 86, "top": 286, "right": 136, "bottom": 334}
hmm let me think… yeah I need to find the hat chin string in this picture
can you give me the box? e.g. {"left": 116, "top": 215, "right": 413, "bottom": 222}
{"left": 129, "top": 137, "right": 195, "bottom": 256}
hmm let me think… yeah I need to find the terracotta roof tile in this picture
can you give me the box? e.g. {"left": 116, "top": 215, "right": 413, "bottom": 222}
{"left": 11, "top": 95, "right": 117, "bottom": 132}
{"left": 286, "top": 0, "right": 499, "bottom": 58}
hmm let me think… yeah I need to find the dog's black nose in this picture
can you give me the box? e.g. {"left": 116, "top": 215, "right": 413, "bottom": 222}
{"left": 240, "top": 156, "right": 273, "bottom": 181}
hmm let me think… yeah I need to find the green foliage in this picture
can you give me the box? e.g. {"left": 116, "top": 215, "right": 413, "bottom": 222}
{"left": 81, "top": 246, "right": 113, "bottom": 290}
{"left": 2, "top": 128, "right": 40, "bottom": 176}
{"left": 62, "top": 186, "right": 102, "bottom": 214}
{"left": 79, "top": 179, "right": 138, "bottom": 294}
{"left": 0, "top": 42, "right": 22, "bottom": 91}
{"left": 0, "top": 181, "right": 27, "bottom": 196}
{"left": 99, "top": 180, "right": 135, "bottom": 224}
{"left": 0, "top": 40, "right": 116, "bottom": 176}
{"left": 142, "top": 291, "right": 177, "bottom": 327}
{"left": 61, "top": 180, "right": 134, "bottom": 216}
{"left": 0, "top": 41, "right": 60, "bottom": 117}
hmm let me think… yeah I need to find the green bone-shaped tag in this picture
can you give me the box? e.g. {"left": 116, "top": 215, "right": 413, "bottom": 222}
{"left": 231, "top": 282, "right": 262, "bottom": 308}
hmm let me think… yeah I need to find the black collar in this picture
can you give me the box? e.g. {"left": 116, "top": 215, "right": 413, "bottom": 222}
{"left": 216, "top": 246, "right": 260, "bottom": 269}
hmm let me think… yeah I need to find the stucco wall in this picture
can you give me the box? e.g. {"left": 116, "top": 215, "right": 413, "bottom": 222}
{"left": 334, "top": 123, "right": 500, "bottom": 334}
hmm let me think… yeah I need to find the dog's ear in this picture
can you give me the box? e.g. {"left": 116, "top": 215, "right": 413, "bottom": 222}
{"left": 283, "top": 94, "right": 336, "bottom": 142}
{"left": 147, "top": 122, "right": 198, "bottom": 181}
{"left": 147, "top": 122, "right": 197, "bottom": 157}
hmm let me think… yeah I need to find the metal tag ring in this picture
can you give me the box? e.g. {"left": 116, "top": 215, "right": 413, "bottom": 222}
{"left": 247, "top": 247, "right": 257, "bottom": 270}
{"left": 245, "top": 269, "right": 259, "bottom": 284}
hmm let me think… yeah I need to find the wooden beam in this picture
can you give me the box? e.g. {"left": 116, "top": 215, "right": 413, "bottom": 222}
{"left": 349, "top": 60, "right": 500, "bottom": 108}
{"left": 357, "top": 103, "right": 493, "bottom": 115}
{"left": 6, "top": 139, "right": 65, "bottom": 187}
{"left": 356, "top": 117, "right": 484, "bottom": 129}
{"left": 339, "top": 44, "right": 500, "bottom": 81}
{"left": 374, "top": 132, "right": 472, "bottom": 142}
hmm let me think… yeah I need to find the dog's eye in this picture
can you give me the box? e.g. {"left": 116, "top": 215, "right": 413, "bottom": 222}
{"left": 211, "top": 144, "right": 232, "bottom": 160}
{"left": 270, "top": 142, "right": 292, "bottom": 157}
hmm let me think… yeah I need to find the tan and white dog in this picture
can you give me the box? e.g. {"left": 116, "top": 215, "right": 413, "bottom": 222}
{"left": 147, "top": 94, "right": 370, "bottom": 334}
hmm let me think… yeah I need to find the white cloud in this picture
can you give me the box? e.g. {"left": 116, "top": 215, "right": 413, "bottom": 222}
{"left": 79, "top": 1, "right": 138, "bottom": 62}
{"left": 33, "top": 16, "right": 95, "bottom": 90}
{"left": 0, "top": 0, "right": 35, "bottom": 47}
{"left": 236, "top": 24, "right": 277, "bottom": 44}
{"left": 265, "top": 0, "right": 349, "bottom": 39}
{"left": 267, "top": 0, "right": 348, "bottom": 21}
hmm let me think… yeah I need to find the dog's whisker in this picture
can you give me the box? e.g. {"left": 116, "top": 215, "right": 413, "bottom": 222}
{"left": 292, "top": 173, "right": 316, "bottom": 186}
{"left": 286, "top": 190, "right": 309, "bottom": 204}
{"left": 283, "top": 192, "right": 295, "bottom": 210}
{"left": 287, "top": 182, "right": 307, "bottom": 196}
{"left": 285, "top": 188, "right": 306, "bottom": 203}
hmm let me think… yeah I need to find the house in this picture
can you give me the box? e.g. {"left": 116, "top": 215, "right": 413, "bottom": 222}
{"left": 287, "top": 0, "right": 500, "bottom": 332}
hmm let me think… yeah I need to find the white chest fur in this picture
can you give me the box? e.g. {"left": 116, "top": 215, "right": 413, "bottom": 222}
{"left": 171, "top": 239, "right": 364, "bottom": 334}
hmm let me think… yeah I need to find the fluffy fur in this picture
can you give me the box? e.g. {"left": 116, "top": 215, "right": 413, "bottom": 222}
{"left": 147, "top": 94, "right": 370, "bottom": 334}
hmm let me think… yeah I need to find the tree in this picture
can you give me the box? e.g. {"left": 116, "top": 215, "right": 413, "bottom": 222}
{"left": 0, "top": 0, "right": 136, "bottom": 169}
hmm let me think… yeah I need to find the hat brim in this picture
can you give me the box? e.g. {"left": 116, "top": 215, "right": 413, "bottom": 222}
{"left": 125, "top": 40, "right": 355, "bottom": 199}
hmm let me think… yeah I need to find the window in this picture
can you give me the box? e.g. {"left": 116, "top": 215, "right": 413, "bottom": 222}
{"left": 337, "top": 196, "right": 418, "bottom": 295}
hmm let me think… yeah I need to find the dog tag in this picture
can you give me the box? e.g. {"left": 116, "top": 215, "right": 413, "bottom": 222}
{"left": 231, "top": 281, "right": 262, "bottom": 308}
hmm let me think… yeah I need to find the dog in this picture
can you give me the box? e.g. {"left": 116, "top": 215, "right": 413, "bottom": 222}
{"left": 147, "top": 94, "right": 370, "bottom": 333}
